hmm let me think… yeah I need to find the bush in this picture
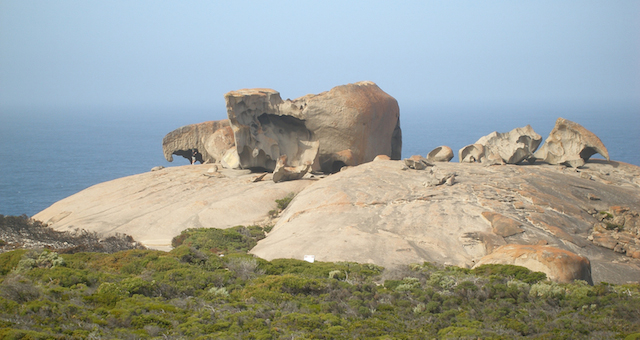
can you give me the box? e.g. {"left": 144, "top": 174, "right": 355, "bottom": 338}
{"left": 472, "top": 264, "right": 547, "bottom": 284}
{"left": 0, "top": 249, "right": 27, "bottom": 275}
{"left": 276, "top": 193, "right": 295, "bottom": 211}
{"left": 171, "top": 225, "right": 265, "bottom": 254}
{"left": 226, "top": 257, "right": 265, "bottom": 280}
{"left": 0, "top": 274, "right": 41, "bottom": 303}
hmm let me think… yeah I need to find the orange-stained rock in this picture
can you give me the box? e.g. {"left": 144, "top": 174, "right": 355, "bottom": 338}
{"left": 610, "top": 206, "right": 629, "bottom": 215}
{"left": 481, "top": 212, "right": 524, "bottom": 237}
{"left": 473, "top": 244, "right": 593, "bottom": 284}
{"left": 627, "top": 244, "right": 640, "bottom": 259}
{"left": 162, "top": 120, "right": 235, "bottom": 164}
{"left": 534, "top": 118, "right": 609, "bottom": 167}
{"left": 590, "top": 232, "right": 618, "bottom": 250}
{"left": 225, "top": 81, "right": 401, "bottom": 173}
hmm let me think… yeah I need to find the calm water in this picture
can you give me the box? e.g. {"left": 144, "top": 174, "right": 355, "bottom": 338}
{"left": 1, "top": 105, "right": 638, "bottom": 217}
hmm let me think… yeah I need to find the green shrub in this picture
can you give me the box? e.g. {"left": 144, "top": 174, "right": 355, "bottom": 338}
{"left": 472, "top": 264, "right": 547, "bottom": 283}
{"left": 15, "top": 250, "right": 65, "bottom": 272}
{"left": 276, "top": 193, "right": 295, "bottom": 210}
{"left": 171, "top": 225, "right": 265, "bottom": 254}
{"left": 0, "top": 274, "right": 40, "bottom": 303}
{"left": 529, "top": 281, "right": 565, "bottom": 298}
{"left": 395, "top": 277, "right": 420, "bottom": 292}
{"left": 226, "top": 257, "right": 265, "bottom": 280}
{"left": 0, "top": 249, "right": 27, "bottom": 275}
{"left": 263, "top": 224, "right": 274, "bottom": 233}
{"left": 0, "top": 328, "right": 51, "bottom": 340}
{"left": 29, "top": 266, "right": 92, "bottom": 287}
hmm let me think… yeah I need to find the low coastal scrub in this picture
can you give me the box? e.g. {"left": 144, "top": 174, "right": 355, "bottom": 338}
{"left": 0, "top": 225, "right": 639, "bottom": 339}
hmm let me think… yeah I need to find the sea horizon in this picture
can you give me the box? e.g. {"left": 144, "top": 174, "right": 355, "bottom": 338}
{"left": 1, "top": 103, "right": 638, "bottom": 217}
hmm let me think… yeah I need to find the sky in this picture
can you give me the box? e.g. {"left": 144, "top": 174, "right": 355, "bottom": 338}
{"left": 1, "top": 1, "right": 639, "bottom": 118}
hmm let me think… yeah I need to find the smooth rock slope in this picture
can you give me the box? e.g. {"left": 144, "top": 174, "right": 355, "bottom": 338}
{"left": 34, "top": 165, "right": 313, "bottom": 251}
{"left": 34, "top": 158, "right": 640, "bottom": 283}
{"left": 250, "top": 159, "right": 640, "bottom": 284}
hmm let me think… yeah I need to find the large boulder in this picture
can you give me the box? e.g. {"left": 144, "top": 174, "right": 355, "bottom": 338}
{"left": 473, "top": 244, "right": 593, "bottom": 284}
{"left": 225, "top": 81, "right": 402, "bottom": 173}
{"left": 534, "top": 118, "right": 609, "bottom": 167}
{"left": 163, "top": 120, "right": 235, "bottom": 164}
{"left": 473, "top": 125, "right": 542, "bottom": 164}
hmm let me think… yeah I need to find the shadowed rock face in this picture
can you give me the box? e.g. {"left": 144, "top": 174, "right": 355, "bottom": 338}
{"left": 162, "top": 120, "right": 235, "bottom": 164}
{"left": 473, "top": 245, "right": 593, "bottom": 284}
{"left": 534, "top": 118, "right": 610, "bottom": 167}
{"left": 225, "top": 81, "right": 401, "bottom": 173}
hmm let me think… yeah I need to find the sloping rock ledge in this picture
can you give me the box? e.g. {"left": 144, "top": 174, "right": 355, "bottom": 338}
{"left": 34, "top": 160, "right": 640, "bottom": 284}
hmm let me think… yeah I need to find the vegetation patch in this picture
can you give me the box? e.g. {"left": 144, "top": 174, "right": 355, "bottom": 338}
{"left": 0, "top": 221, "right": 639, "bottom": 338}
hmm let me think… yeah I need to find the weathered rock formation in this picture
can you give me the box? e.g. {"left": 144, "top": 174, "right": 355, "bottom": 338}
{"left": 476, "top": 125, "right": 542, "bottom": 164}
{"left": 459, "top": 144, "right": 486, "bottom": 163}
{"left": 534, "top": 118, "right": 610, "bottom": 167}
{"left": 460, "top": 125, "right": 542, "bottom": 165}
{"left": 163, "top": 120, "right": 235, "bottom": 164}
{"left": 250, "top": 160, "right": 640, "bottom": 284}
{"left": 473, "top": 245, "right": 593, "bottom": 284}
{"left": 225, "top": 81, "right": 402, "bottom": 173}
{"left": 34, "top": 158, "right": 640, "bottom": 284}
{"left": 427, "top": 146, "right": 454, "bottom": 162}
{"left": 403, "top": 155, "right": 433, "bottom": 170}
{"left": 272, "top": 155, "right": 312, "bottom": 183}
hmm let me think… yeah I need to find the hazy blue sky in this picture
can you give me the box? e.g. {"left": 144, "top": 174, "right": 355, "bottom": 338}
{"left": 1, "top": 1, "right": 639, "bottom": 116}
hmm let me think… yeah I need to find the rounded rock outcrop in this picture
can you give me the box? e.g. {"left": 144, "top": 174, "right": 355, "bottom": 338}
{"left": 473, "top": 244, "right": 593, "bottom": 284}
{"left": 225, "top": 81, "right": 402, "bottom": 173}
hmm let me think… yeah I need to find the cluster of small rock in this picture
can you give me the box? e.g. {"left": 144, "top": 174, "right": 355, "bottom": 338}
{"left": 404, "top": 117, "right": 609, "bottom": 169}
{"left": 588, "top": 206, "right": 640, "bottom": 259}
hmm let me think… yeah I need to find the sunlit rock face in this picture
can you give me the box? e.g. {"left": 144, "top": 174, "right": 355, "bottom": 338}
{"left": 534, "top": 118, "right": 610, "bottom": 168}
{"left": 427, "top": 145, "right": 454, "bottom": 162}
{"left": 225, "top": 81, "right": 402, "bottom": 173}
{"left": 475, "top": 125, "right": 542, "bottom": 164}
{"left": 459, "top": 125, "right": 542, "bottom": 165}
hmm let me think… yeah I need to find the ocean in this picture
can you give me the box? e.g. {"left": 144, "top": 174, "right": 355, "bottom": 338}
{"left": 1, "top": 104, "right": 638, "bottom": 217}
